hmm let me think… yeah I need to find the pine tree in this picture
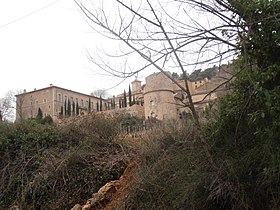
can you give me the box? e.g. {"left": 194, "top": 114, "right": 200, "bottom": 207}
{"left": 124, "top": 90, "right": 127, "bottom": 107}
{"left": 128, "top": 85, "right": 132, "bottom": 106}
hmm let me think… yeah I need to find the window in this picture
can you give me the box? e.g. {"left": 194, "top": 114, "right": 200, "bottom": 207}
{"left": 150, "top": 100, "right": 155, "bottom": 106}
{"left": 43, "top": 99, "right": 47, "bottom": 103}
{"left": 31, "top": 101, "right": 33, "bottom": 105}
{"left": 36, "top": 100, "right": 38, "bottom": 104}
{"left": 91, "top": 102, "right": 94, "bottom": 109}
{"left": 71, "top": 97, "right": 73, "bottom": 102}
{"left": 57, "top": 93, "right": 61, "bottom": 102}
{"left": 81, "top": 99, "right": 84, "bottom": 107}
{"left": 64, "top": 95, "right": 67, "bottom": 102}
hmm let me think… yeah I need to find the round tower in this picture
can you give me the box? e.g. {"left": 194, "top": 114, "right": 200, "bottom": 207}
{"left": 143, "top": 72, "right": 177, "bottom": 120}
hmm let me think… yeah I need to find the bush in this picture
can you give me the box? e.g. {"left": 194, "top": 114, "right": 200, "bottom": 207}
{"left": 0, "top": 114, "right": 129, "bottom": 209}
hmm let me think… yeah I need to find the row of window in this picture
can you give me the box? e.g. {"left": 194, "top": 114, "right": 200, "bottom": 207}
{"left": 30, "top": 98, "right": 47, "bottom": 105}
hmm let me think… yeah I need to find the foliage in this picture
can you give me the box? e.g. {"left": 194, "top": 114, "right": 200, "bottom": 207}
{"left": 116, "top": 1, "right": 280, "bottom": 209}
{"left": 67, "top": 98, "right": 71, "bottom": 116}
{"left": 123, "top": 90, "right": 127, "bottom": 108}
{"left": 36, "top": 107, "right": 43, "bottom": 120}
{"left": 122, "top": 123, "right": 210, "bottom": 210}
{"left": 0, "top": 114, "right": 129, "bottom": 209}
{"left": 128, "top": 85, "right": 132, "bottom": 106}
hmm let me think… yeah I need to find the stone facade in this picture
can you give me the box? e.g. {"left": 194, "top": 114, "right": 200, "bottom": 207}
{"left": 16, "top": 65, "right": 231, "bottom": 122}
{"left": 143, "top": 72, "right": 177, "bottom": 120}
{"left": 15, "top": 85, "right": 106, "bottom": 122}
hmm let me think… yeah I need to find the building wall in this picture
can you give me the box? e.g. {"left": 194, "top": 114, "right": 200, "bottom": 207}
{"left": 16, "top": 85, "right": 102, "bottom": 122}
{"left": 144, "top": 72, "right": 177, "bottom": 120}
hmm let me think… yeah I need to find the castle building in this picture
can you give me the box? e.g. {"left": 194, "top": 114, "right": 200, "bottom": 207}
{"left": 15, "top": 85, "right": 106, "bottom": 122}
{"left": 15, "top": 65, "right": 231, "bottom": 122}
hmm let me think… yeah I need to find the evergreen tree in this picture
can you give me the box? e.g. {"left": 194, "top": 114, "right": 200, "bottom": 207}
{"left": 76, "top": 101, "right": 79, "bottom": 115}
{"left": 133, "top": 95, "right": 136, "bottom": 105}
{"left": 128, "top": 85, "right": 132, "bottom": 106}
{"left": 72, "top": 101, "right": 75, "bottom": 115}
{"left": 112, "top": 95, "right": 116, "bottom": 109}
{"left": 37, "top": 107, "right": 43, "bottom": 119}
{"left": 123, "top": 90, "right": 127, "bottom": 107}
{"left": 88, "top": 98, "right": 91, "bottom": 112}
{"left": 64, "top": 99, "right": 67, "bottom": 116}
{"left": 67, "top": 98, "right": 71, "bottom": 116}
{"left": 99, "top": 96, "right": 102, "bottom": 111}
{"left": 119, "top": 99, "right": 121, "bottom": 109}
{"left": 60, "top": 106, "right": 63, "bottom": 116}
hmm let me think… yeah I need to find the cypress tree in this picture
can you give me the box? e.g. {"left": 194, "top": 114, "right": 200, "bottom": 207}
{"left": 67, "top": 98, "right": 71, "bottom": 116}
{"left": 99, "top": 96, "right": 102, "bottom": 111}
{"left": 119, "top": 99, "right": 121, "bottom": 109}
{"left": 64, "top": 99, "right": 67, "bottom": 116}
{"left": 113, "top": 95, "right": 116, "bottom": 109}
{"left": 72, "top": 101, "right": 75, "bottom": 115}
{"left": 60, "top": 106, "right": 63, "bottom": 116}
{"left": 88, "top": 98, "right": 91, "bottom": 112}
{"left": 76, "top": 101, "right": 79, "bottom": 115}
{"left": 133, "top": 95, "right": 136, "bottom": 105}
{"left": 128, "top": 85, "right": 132, "bottom": 106}
{"left": 124, "top": 90, "right": 127, "bottom": 107}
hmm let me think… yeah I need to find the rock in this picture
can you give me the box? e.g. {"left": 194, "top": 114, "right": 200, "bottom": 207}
{"left": 97, "top": 180, "right": 119, "bottom": 199}
{"left": 71, "top": 204, "right": 82, "bottom": 210}
{"left": 82, "top": 204, "right": 91, "bottom": 210}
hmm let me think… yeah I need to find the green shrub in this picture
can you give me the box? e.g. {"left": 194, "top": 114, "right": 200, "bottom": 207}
{"left": 0, "top": 114, "right": 129, "bottom": 209}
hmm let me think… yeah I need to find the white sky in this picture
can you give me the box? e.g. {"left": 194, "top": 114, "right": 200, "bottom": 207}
{"left": 0, "top": 0, "right": 133, "bottom": 99}
{"left": 0, "top": 0, "right": 235, "bottom": 100}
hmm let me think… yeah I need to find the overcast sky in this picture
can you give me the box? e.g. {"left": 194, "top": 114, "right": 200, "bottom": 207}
{"left": 0, "top": 0, "right": 137, "bottom": 99}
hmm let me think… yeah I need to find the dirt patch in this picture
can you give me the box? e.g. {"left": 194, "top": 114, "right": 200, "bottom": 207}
{"left": 71, "top": 162, "right": 136, "bottom": 210}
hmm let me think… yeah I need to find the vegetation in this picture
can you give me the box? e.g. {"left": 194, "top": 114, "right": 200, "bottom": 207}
{"left": 0, "top": 114, "right": 130, "bottom": 209}
{"left": 117, "top": 1, "right": 280, "bottom": 209}
{"left": 1, "top": 1, "right": 279, "bottom": 209}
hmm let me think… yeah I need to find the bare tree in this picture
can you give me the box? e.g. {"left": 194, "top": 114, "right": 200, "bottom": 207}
{"left": 0, "top": 90, "right": 16, "bottom": 122}
{"left": 91, "top": 89, "right": 110, "bottom": 98}
{"left": 75, "top": 0, "right": 242, "bottom": 126}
